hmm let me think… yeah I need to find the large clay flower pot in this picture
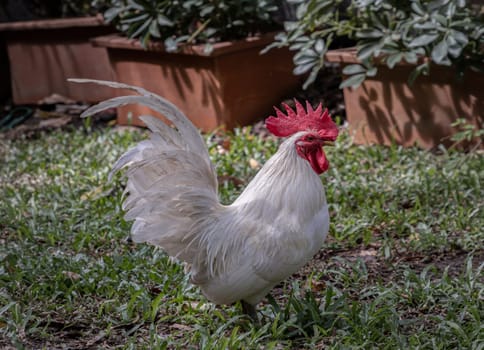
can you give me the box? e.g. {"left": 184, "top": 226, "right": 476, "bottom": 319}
{"left": 326, "top": 48, "right": 484, "bottom": 149}
{"left": 92, "top": 33, "right": 301, "bottom": 131}
{"left": 0, "top": 16, "right": 115, "bottom": 104}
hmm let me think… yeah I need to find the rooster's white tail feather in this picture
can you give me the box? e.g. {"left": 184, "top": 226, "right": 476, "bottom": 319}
{"left": 70, "top": 78, "right": 212, "bottom": 170}
{"left": 71, "top": 79, "right": 222, "bottom": 265}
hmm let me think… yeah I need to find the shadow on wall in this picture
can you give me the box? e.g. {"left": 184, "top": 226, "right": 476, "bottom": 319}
{"left": 345, "top": 65, "right": 484, "bottom": 148}
{"left": 110, "top": 48, "right": 225, "bottom": 130}
{"left": 0, "top": 37, "right": 11, "bottom": 102}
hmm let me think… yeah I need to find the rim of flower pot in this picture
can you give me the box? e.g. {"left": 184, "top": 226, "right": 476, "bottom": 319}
{"left": 91, "top": 32, "right": 278, "bottom": 57}
{"left": 0, "top": 15, "right": 107, "bottom": 32}
{"left": 324, "top": 47, "right": 430, "bottom": 67}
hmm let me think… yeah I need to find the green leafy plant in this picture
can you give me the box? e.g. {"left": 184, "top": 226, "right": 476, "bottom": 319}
{"left": 103, "top": 0, "right": 279, "bottom": 51}
{"left": 62, "top": 0, "right": 109, "bottom": 16}
{"left": 267, "top": 0, "right": 484, "bottom": 89}
{"left": 449, "top": 118, "right": 484, "bottom": 148}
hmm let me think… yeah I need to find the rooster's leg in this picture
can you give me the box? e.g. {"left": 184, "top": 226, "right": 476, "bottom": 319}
{"left": 241, "top": 300, "right": 258, "bottom": 322}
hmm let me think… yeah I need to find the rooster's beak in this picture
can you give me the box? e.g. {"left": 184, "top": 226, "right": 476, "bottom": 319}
{"left": 322, "top": 141, "right": 335, "bottom": 147}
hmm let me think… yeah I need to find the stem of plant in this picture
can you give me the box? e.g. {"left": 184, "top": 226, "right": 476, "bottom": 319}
{"left": 187, "top": 19, "right": 212, "bottom": 45}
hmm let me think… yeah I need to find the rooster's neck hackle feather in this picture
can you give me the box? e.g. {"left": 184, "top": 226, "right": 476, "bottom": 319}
{"left": 236, "top": 131, "right": 323, "bottom": 209}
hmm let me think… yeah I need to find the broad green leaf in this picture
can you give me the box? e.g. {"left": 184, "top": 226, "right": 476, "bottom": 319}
{"left": 408, "top": 33, "right": 440, "bottom": 47}
{"left": 204, "top": 27, "right": 217, "bottom": 37}
{"left": 284, "top": 21, "right": 299, "bottom": 32}
{"left": 141, "top": 29, "right": 151, "bottom": 49}
{"left": 433, "top": 14, "right": 447, "bottom": 26}
{"left": 104, "top": 7, "right": 123, "bottom": 22}
{"left": 452, "top": 30, "right": 468, "bottom": 45}
{"left": 129, "top": 20, "right": 151, "bottom": 40}
{"left": 260, "top": 42, "right": 279, "bottom": 54}
{"left": 314, "top": 39, "right": 326, "bottom": 54}
{"left": 408, "top": 62, "right": 429, "bottom": 85}
{"left": 411, "top": 1, "right": 425, "bottom": 16}
{"left": 358, "top": 41, "right": 384, "bottom": 61}
{"left": 121, "top": 13, "right": 150, "bottom": 24}
{"left": 294, "top": 35, "right": 310, "bottom": 44}
{"left": 203, "top": 43, "right": 214, "bottom": 55}
{"left": 431, "top": 39, "right": 448, "bottom": 64}
{"left": 157, "top": 15, "right": 174, "bottom": 27}
{"left": 127, "top": 0, "right": 144, "bottom": 11}
{"left": 148, "top": 20, "right": 160, "bottom": 38}
{"left": 369, "top": 12, "right": 386, "bottom": 31}
{"left": 414, "top": 22, "right": 439, "bottom": 30}
{"left": 296, "top": 2, "right": 308, "bottom": 20}
{"left": 294, "top": 48, "right": 319, "bottom": 60}
{"left": 356, "top": 29, "right": 384, "bottom": 39}
{"left": 339, "top": 73, "right": 366, "bottom": 89}
{"left": 403, "top": 52, "right": 418, "bottom": 64}
{"left": 164, "top": 37, "right": 178, "bottom": 52}
{"left": 428, "top": 0, "right": 448, "bottom": 12}
{"left": 200, "top": 5, "right": 214, "bottom": 16}
{"left": 342, "top": 64, "right": 366, "bottom": 75}
{"left": 302, "top": 66, "right": 320, "bottom": 90}
{"left": 312, "top": 0, "right": 333, "bottom": 13}
{"left": 290, "top": 41, "right": 312, "bottom": 51}
{"left": 447, "top": 34, "right": 457, "bottom": 46}
{"left": 294, "top": 55, "right": 318, "bottom": 66}
{"left": 366, "top": 67, "right": 378, "bottom": 77}
{"left": 447, "top": 43, "right": 463, "bottom": 58}
{"left": 294, "top": 61, "right": 316, "bottom": 75}
{"left": 386, "top": 53, "right": 403, "bottom": 69}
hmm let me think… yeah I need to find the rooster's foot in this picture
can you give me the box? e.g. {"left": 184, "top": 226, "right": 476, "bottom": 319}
{"left": 241, "top": 300, "right": 258, "bottom": 323}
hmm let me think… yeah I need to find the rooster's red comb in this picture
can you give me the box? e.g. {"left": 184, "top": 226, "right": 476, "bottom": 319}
{"left": 265, "top": 100, "right": 338, "bottom": 140}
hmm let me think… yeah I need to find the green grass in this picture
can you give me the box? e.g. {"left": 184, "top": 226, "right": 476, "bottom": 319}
{"left": 0, "top": 124, "right": 482, "bottom": 349}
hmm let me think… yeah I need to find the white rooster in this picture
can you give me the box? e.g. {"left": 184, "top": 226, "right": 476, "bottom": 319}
{"left": 72, "top": 79, "right": 339, "bottom": 319}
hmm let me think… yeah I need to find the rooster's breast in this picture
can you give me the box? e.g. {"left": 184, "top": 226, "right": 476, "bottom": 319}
{"left": 198, "top": 195, "right": 329, "bottom": 306}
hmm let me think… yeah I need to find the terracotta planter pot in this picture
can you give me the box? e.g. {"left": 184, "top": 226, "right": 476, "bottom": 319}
{"left": 92, "top": 33, "right": 301, "bottom": 131}
{"left": 325, "top": 48, "right": 484, "bottom": 149}
{"left": 0, "top": 16, "right": 115, "bottom": 104}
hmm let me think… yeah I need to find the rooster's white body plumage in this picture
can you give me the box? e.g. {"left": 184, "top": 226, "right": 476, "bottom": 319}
{"left": 75, "top": 79, "right": 330, "bottom": 306}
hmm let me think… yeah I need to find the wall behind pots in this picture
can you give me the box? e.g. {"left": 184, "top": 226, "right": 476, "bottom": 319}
{"left": 0, "top": 37, "right": 11, "bottom": 102}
